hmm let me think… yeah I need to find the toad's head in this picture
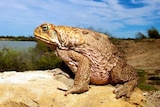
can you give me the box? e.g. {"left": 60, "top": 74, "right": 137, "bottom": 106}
{"left": 34, "top": 23, "right": 60, "bottom": 49}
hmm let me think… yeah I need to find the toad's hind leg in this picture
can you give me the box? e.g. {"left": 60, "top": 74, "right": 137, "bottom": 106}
{"left": 111, "top": 58, "right": 138, "bottom": 99}
{"left": 56, "top": 49, "right": 91, "bottom": 96}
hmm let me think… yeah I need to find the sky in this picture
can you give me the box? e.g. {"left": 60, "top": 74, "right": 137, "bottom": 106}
{"left": 0, "top": 0, "right": 160, "bottom": 38}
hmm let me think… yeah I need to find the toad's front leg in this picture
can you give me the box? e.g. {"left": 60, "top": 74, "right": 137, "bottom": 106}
{"left": 56, "top": 49, "right": 91, "bottom": 95}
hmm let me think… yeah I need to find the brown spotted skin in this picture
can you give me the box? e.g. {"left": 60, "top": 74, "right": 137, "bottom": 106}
{"left": 34, "top": 23, "right": 138, "bottom": 98}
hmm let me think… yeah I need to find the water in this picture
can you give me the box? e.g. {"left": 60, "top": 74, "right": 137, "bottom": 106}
{"left": 0, "top": 41, "right": 37, "bottom": 50}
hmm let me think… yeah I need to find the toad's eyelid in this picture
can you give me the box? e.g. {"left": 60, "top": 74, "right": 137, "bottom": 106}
{"left": 42, "top": 25, "right": 49, "bottom": 31}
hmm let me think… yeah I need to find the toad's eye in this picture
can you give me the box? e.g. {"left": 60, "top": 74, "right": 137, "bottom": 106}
{"left": 42, "top": 25, "right": 48, "bottom": 32}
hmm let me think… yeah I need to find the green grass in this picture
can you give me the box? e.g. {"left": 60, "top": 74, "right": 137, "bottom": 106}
{"left": 136, "top": 69, "right": 158, "bottom": 91}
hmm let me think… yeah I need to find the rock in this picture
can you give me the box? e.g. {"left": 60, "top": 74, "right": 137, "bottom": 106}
{"left": 143, "top": 91, "right": 160, "bottom": 107}
{"left": 0, "top": 69, "right": 155, "bottom": 107}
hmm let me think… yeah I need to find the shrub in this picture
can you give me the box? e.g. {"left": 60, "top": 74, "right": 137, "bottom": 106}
{"left": 147, "top": 27, "right": 160, "bottom": 38}
{"left": 0, "top": 48, "right": 29, "bottom": 71}
{"left": 0, "top": 41, "right": 62, "bottom": 72}
{"left": 136, "top": 32, "right": 147, "bottom": 39}
{"left": 28, "top": 48, "right": 62, "bottom": 70}
{"left": 29, "top": 41, "right": 62, "bottom": 70}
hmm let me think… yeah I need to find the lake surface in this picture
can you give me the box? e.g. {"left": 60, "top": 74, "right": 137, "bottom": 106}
{"left": 0, "top": 41, "right": 37, "bottom": 50}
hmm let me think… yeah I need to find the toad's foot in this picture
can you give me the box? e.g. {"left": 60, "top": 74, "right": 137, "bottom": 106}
{"left": 113, "top": 84, "right": 131, "bottom": 99}
{"left": 57, "top": 84, "right": 89, "bottom": 96}
{"left": 64, "top": 85, "right": 90, "bottom": 96}
{"left": 113, "top": 78, "right": 137, "bottom": 99}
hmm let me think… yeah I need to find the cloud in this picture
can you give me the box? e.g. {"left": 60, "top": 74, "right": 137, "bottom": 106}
{"left": 0, "top": 0, "right": 159, "bottom": 37}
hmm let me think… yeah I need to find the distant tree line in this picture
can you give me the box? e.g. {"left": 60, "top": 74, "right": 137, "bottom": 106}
{"left": 136, "top": 27, "right": 160, "bottom": 39}
{"left": 0, "top": 35, "right": 35, "bottom": 41}
{"left": 1, "top": 27, "right": 160, "bottom": 40}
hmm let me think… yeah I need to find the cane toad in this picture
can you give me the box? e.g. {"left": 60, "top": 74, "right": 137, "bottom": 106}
{"left": 34, "top": 23, "right": 138, "bottom": 98}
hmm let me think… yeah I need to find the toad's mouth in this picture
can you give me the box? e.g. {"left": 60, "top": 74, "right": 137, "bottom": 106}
{"left": 35, "top": 34, "right": 49, "bottom": 44}
{"left": 34, "top": 33, "right": 58, "bottom": 48}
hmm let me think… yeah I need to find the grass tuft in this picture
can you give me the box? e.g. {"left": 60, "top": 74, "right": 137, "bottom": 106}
{"left": 136, "top": 69, "right": 158, "bottom": 91}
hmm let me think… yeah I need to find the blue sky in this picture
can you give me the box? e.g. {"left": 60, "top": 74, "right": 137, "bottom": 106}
{"left": 0, "top": 0, "right": 160, "bottom": 38}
